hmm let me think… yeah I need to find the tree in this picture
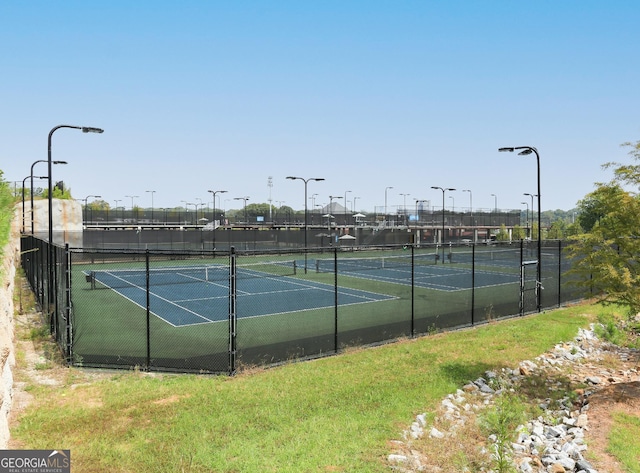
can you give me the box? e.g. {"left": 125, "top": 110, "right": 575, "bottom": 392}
{"left": 547, "top": 220, "right": 567, "bottom": 239}
{"left": 512, "top": 224, "right": 526, "bottom": 241}
{"left": 566, "top": 139, "right": 640, "bottom": 314}
{"left": 495, "top": 224, "right": 510, "bottom": 241}
{"left": 88, "top": 199, "right": 110, "bottom": 211}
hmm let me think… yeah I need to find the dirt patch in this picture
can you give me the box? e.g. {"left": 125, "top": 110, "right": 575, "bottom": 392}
{"left": 582, "top": 381, "right": 640, "bottom": 471}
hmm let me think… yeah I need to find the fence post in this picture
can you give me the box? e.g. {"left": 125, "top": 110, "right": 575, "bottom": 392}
{"left": 64, "top": 244, "right": 72, "bottom": 363}
{"left": 229, "top": 247, "right": 237, "bottom": 374}
{"left": 557, "top": 239, "right": 562, "bottom": 308}
{"left": 334, "top": 247, "right": 338, "bottom": 353}
{"left": 145, "top": 249, "right": 151, "bottom": 370}
{"left": 471, "top": 243, "right": 476, "bottom": 325}
{"left": 411, "top": 244, "right": 415, "bottom": 336}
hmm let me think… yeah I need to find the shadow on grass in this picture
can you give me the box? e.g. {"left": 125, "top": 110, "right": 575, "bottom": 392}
{"left": 437, "top": 361, "right": 505, "bottom": 386}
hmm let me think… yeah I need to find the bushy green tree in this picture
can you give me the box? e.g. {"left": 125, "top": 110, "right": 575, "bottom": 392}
{"left": 495, "top": 224, "right": 510, "bottom": 241}
{"left": 566, "top": 140, "right": 640, "bottom": 313}
{"left": 512, "top": 224, "right": 526, "bottom": 241}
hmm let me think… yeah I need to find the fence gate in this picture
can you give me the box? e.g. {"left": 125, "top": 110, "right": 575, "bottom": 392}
{"left": 520, "top": 260, "right": 538, "bottom": 315}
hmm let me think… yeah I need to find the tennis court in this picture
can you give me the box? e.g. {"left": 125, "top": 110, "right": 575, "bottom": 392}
{"left": 313, "top": 250, "right": 521, "bottom": 291}
{"left": 85, "top": 262, "right": 396, "bottom": 327}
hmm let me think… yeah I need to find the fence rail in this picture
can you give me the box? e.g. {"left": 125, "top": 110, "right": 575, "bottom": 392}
{"left": 20, "top": 236, "right": 585, "bottom": 374}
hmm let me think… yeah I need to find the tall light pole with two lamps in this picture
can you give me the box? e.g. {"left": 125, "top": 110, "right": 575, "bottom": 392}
{"left": 126, "top": 195, "right": 139, "bottom": 222}
{"left": 499, "top": 146, "right": 542, "bottom": 312}
{"left": 47, "top": 124, "right": 103, "bottom": 338}
{"left": 208, "top": 189, "right": 228, "bottom": 250}
{"left": 234, "top": 196, "right": 250, "bottom": 224}
{"left": 83, "top": 195, "right": 102, "bottom": 225}
{"left": 431, "top": 186, "right": 455, "bottom": 263}
{"left": 286, "top": 177, "right": 325, "bottom": 273}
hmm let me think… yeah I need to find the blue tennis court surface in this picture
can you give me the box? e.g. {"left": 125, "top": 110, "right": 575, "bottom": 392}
{"left": 89, "top": 267, "right": 396, "bottom": 327}
{"left": 315, "top": 258, "right": 520, "bottom": 291}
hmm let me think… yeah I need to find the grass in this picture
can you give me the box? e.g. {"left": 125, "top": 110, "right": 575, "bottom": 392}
{"left": 609, "top": 412, "right": 640, "bottom": 472}
{"left": 11, "top": 302, "right": 598, "bottom": 472}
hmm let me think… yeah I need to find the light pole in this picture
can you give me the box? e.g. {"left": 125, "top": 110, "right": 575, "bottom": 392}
{"left": 83, "top": 195, "right": 102, "bottom": 225}
{"left": 31, "top": 159, "right": 66, "bottom": 235}
{"left": 47, "top": 124, "right": 102, "bottom": 337}
{"left": 521, "top": 201, "right": 529, "bottom": 236}
{"left": 126, "top": 195, "right": 139, "bottom": 223}
{"left": 286, "top": 177, "right": 324, "bottom": 272}
{"left": 310, "top": 193, "right": 318, "bottom": 225}
{"left": 491, "top": 193, "right": 498, "bottom": 227}
{"left": 194, "top": 198, "right": 205, "bottom": 226}
{"left": 113, "top": 200, "right": 121, "bottom": 222}
{"left": 414, "top": 199, "right": 428, "bottom": 231}
{"left": 523, "top": 192, "right": 536, "bottom": 238}
{"left": 384, "top": 186, "right": 393, "bottom": 225}
{"left": 499, "top": 146, "right": 542, "bottom": 312}
{"left": 400, "top": 193, "right": 410, "bottom": 226}
{"left": 208, "top": 190, "right": 228, "bottom": 250}
{"left": 431, "top": 186, "right": 456, "bottom": 263}
{"left": 234, "top": 196, "right": 250, "bottom": 224}
{"left": 146, "top": 190, "right": 156, "bottom": 223}
{"left": 463, "top": 189, "right": 472, "bottom": 226}
{"left": 343, "top": 190, "right": 351, "bottom": 227}
{"left": 327, "top": 195, "right": 343, "bottom": 232}
{"left": 22, "top": 175, "right": 46, "bottom": 232}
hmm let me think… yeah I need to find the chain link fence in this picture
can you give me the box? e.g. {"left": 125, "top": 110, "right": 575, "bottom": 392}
{"left": 20, "top": 236, "right": 587, "bottom": 374}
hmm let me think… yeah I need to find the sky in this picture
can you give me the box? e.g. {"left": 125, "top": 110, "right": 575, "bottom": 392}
{"left": 1, "top": 1, "right": 639, "bottom": 216}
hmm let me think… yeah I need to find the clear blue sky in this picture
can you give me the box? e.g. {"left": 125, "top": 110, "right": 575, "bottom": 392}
{"left": 1, "top": 1, "right": 639, "bottom": 215}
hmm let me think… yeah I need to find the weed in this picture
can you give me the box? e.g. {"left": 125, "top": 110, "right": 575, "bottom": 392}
{"left": 480, "top": 393, "right": 530, "bottom": 473}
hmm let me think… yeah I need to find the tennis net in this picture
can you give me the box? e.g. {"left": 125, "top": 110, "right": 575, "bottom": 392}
{"left": 315, "top": 252, "right": 438, "bottom": 273}
{"left": 86, "top": 260, "right": 296, "bottom": 289}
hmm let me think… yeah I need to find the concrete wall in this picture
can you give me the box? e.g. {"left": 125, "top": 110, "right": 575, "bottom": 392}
{"left": 0, "top": 207, "right": 19, "bottom": 448}
{"left": 29, "top": 199, "right": 83, "bottom": 247}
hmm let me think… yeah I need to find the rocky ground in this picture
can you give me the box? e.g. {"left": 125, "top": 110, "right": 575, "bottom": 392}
{"left": 389, "top": 326, "right": 640, "bottom": 472}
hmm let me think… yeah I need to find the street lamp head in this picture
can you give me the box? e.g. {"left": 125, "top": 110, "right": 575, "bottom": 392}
{"left": 311, "top": 178, "right": 325, "bottom": 182}
{"left": 82, "top": 127, "right": 104, "bottom": 134}
{"left": 447, "top": 188, "right": 456, "bottom": 191}
{"left": 518, "top": 149, "right": 533, "bottom": 156}
{"left": 498, "top": 147, "right": 514, "bottom": 152}
{"left": 52, "top": 161, "right": 68, "bottom": 165}
{"left": 430, "top": 186, "right": 440, "bottom": 190}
